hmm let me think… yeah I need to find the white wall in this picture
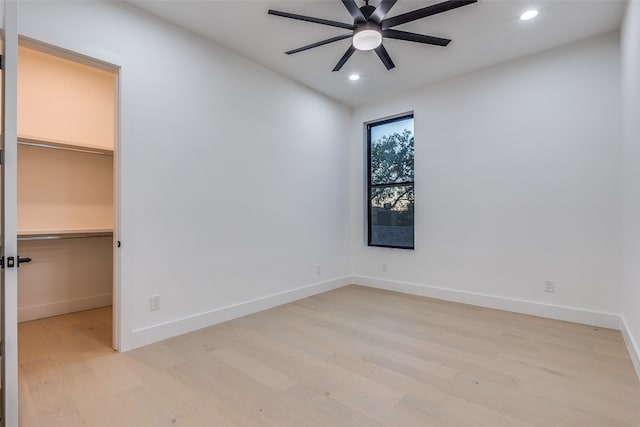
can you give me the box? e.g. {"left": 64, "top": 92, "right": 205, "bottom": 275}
{"left": 621, "top": 0, "right": 640, "bottom": 377}
{"left": 18, "top": 1, "right": 351, "bottom": 350}
{"left": 350, "top": 33, "right": 622, "bottom": 327}
{"left": 18, "top": 238, "right": 113, "bottom": 322}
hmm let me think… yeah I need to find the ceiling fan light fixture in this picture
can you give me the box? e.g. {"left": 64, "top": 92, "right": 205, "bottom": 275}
{"left": 353, "top": 25, "right": 382, "bottom": 51}
{"left": 520, "top": 9, "right": 538, "bottom": 21}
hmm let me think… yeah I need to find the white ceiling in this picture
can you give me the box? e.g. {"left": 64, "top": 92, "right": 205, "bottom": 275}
{"left": 129, "top": 0, "right": 625, "bottom": 106}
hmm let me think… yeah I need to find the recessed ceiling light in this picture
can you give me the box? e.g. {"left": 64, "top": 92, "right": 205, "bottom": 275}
{"left": 520, "top": 9, "right": 538, "bottom": 21}
{"left": 349, "top": 74, "right": 360, "bottom": 81}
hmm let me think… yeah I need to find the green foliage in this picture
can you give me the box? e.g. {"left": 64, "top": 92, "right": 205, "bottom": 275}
{"left": 371, "top": 129, "right": 414, "bottom": 185}
{"left": 370, "top": 129, "right": 414, "bottom": 211}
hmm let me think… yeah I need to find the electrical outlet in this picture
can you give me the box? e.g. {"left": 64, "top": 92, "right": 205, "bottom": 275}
{"left": 544, "top": 280, "right": 555, "bottom": 293}
{"left": 150, "top": 295, "right": 160, "bottom": 311}
{"left": 316, "top": 264, "right": 322, "bottom": 275}
{"left": 382, "top": 263, "right": 388, "bottom": 273}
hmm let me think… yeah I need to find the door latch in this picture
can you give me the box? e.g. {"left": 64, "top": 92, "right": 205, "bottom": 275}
{"left": 18, "top": 256, "right": 32, "bottom": 267}
{"left": 0, "top": 256, "right": 32, "bottom": 268}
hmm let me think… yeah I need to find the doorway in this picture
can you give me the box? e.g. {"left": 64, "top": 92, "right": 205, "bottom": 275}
{"left": 1, "top": 19, "right": 122, "bottom": 424}
{"left": 15, "top": 38, "right": 119, "bottom": 341}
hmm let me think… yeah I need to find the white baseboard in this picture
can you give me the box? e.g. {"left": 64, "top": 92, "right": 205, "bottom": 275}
{"left": 621, "top": 316, "right": 640, "bottom": 382}
{"left": 19, "top": 294, "right": 112, "bottom": 323}
{"left": 125, "top": 274, "right": 624, "bottom": 351}
{"left": 127, "top": 276, "right": 352, "bottom": 351}
{"left": 351, "top": 275, "right": 620, "bottom": 329}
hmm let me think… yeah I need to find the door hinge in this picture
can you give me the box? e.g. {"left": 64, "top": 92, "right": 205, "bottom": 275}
{"left": 0, "top": 54, "right": 3, "bottom": 70}
{"left": 0, "top": 341, "right": 4, "bottom": 357}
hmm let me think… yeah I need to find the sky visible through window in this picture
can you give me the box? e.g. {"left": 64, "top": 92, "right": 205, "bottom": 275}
{"left": 370, "top": 117, "right": 414, "bottom": 144}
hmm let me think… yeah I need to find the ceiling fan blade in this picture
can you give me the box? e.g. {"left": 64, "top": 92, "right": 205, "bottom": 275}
{"left": 285, "top": 34, "right": 353, "bottom": 55}
{"left": 369, "top": 0, "right": 398, "bottom": 23}
{"left": 374, "top": 44, "right": 395, "bottom": 70}
{"left": 382, "top": 29, "right": 451, "bottom": 46}
{"left": 268, "top": 9, "right": 355, "bottom": 30}
{"left": 341, "top": 0, "right": 366, "bottom": 23}
{"left": 381, "top": 0, "right": 477, "bottom": 29}
{"left": 332, "top": 45, "right": 356, "bottom": 71}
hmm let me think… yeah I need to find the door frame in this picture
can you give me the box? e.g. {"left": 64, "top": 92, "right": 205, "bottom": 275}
{"left": 16, "top": 36, "right": 123, "bottom": 351}
{"left": 2, "top": 1, "right": 19, "bottom": 426}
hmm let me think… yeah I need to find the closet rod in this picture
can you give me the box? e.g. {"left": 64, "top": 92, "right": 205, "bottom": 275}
{"left": 17, "top": 140, "right": 112, "bottom": 156}
{"left": 18, "top": 232, "right": 113, "bottom": 241}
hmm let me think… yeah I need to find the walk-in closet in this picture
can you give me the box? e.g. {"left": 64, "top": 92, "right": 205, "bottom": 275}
{"left": 16, "top": 43, "right": 116, "bottom": 341}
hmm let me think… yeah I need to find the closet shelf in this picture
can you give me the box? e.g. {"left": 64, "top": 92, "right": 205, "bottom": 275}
{"left": 18, "top": 228, "right": 113, "bottom": 241}
{"left": 18, "top": 134, "right": 113, "bottom": 155}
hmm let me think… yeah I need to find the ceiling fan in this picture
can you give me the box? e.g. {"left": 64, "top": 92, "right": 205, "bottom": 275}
{"left": 268, "top": 0, "right": 477, "bottom": 72}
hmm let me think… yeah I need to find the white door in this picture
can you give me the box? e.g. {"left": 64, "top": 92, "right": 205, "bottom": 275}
{"left": 1, "top": 1, "right": 19, "bottom": 426}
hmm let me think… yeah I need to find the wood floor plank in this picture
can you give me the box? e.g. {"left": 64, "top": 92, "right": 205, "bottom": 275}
{"left": 395, "top": 394, "right": 475, "bottom": 427}
{"left": 210, "top": 347, "right": 297, "bottom": 392}
{"left": 17, "top": 375, "right": 41, "bottom": 427}
{"left": 18, "top": 286, "right": 640, "bottom": 426}
{"left": 438, "top": 395, "right": 534, "bottom": 427}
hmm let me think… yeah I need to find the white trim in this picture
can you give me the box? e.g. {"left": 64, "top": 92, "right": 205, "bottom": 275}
{"left": 351, "top": 275, "right": 620, "bottom": 329}
{"left": 18, "top": 294, "right": 113, "bottom": 323}
{"left": 621, "top": 316, "right": 640, "bottom": 382}
{"left": 112, "top": 59, "right": 123, "bottom": 352}
{"left": 125, "top": 275, "right": 625, "bottom": 351}
{"left": 2, "top": 2, "right": 20, "bottom": 425}
{"left": 125, "top": 276, "right": 352, "bottom": 351}
{"left": 18, "top": 35, "right": 121, "bottom": 72}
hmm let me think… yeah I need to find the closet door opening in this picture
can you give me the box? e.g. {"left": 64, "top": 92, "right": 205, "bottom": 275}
{"left": 15, "top": 40, "right": 119, "bottom": 364}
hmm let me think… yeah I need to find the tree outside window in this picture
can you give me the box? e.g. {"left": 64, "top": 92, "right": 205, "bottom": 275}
{"left": 367, "top": 115, "right": 414, "bottom": 249}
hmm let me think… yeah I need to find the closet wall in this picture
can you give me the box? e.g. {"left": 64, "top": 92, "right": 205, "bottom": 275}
{"left": 17, "top": 44, "right": 116, "bottom": 322}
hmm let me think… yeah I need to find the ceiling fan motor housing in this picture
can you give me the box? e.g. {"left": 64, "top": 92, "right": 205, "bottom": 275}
{"left": 359, "top": 4, "right": 377, "bottom": 21}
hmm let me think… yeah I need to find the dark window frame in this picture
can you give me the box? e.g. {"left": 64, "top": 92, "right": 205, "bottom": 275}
{"left": 367, "top": 113, "right": 415, "bottom": 250}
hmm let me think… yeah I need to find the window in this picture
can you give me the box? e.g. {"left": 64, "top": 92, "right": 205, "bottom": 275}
{"left": 367, "top": 114, "right": 414, "bottom": 249}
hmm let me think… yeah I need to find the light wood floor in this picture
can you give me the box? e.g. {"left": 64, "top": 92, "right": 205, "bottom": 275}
{"left": 18, "top": 285, "right": 640, "bottom": 426}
